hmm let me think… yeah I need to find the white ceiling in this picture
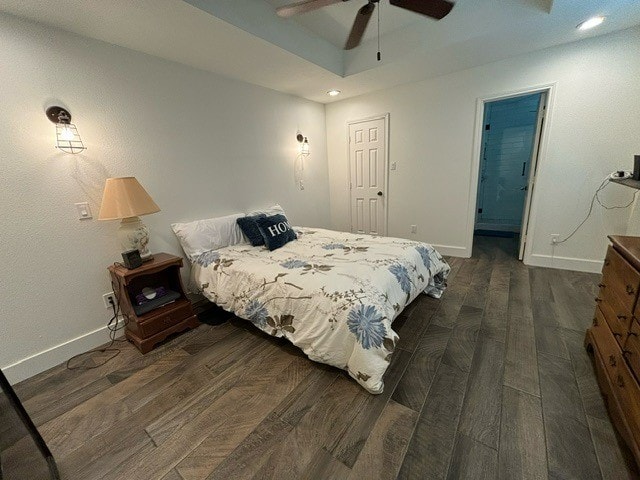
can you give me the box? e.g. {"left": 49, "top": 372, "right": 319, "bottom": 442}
{"left": 2, "top": 0, "right": 640, "bottom": 104}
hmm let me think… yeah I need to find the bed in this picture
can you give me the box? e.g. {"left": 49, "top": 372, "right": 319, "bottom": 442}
{"left": 190, "top": 227, "right": 450, "bottom": 394}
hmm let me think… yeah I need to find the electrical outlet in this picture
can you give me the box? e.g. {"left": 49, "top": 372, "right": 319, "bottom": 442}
{"left": 102, "top": 292, "right": 116, "bottom": 309}
{"left": 411, "top": 225, "right": 417, "bottom": 234}
{"left": 550, "top": 234, "right": 560, "bottom": 245}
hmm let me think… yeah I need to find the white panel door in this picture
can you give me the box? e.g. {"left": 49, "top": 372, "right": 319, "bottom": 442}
{"left": 349, "top": 118, "right": 387, "bottom": 235}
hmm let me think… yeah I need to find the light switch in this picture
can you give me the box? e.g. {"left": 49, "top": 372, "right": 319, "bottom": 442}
{"left": 75, "top": 202, "right": 92, "bottom": 220}
{"left": 390, "top": 162, "right": 397, "bottom": 171}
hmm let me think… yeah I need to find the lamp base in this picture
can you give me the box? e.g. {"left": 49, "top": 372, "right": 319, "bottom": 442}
{"left": 118, "top": 217, "right": 152, "bottom": 260}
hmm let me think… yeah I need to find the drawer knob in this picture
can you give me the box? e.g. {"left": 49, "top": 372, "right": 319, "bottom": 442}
{"left": 594, "top": 297, "right": 602, "bottom": 303}
{"left": 598, "top": 283, "right": 606, "bottom": 288}
{"left": 609, "top": 354, "right": 617, "bottom": 366}
{"left": 617, "top": 375, "right": 625, "bottom": 388}
{"left": 593, "top": 317, "right": 599, "bottom": 326}
{"left": 617, "top": 314, "right": 628, "bottom": 320}
{"left": 614, "top": 332, "right": 622, "bottom": 338}
{"left": 627, "top": 285, "right": 636, "bottom": 295}
{"left": 605, "top": 260, "right": 611, "bottom": 267}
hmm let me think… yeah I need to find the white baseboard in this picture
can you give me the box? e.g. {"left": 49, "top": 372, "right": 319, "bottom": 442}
{"left": 431, "top": 244, "right": 470, "bottom": 258}
{"left": 2, "top": 320, "right": 125, "bottom": 385}
{"left": 526, "top": 253, "right": 603, "bottom": 274}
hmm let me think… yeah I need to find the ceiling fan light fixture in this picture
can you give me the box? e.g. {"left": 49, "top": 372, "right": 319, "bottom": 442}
{"left": 577, "top": 16, "right": 605, "bottom": 31}
{"left": 327, "top": 90, "right": 341, "bottom": 97}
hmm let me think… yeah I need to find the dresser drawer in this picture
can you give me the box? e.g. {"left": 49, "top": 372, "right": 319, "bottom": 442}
{"left": 602, "top": 246, "right": 640, "bottom": 313}
{"left": 592, "top": 306, "right": 624, "bottom": 378}
{"left": 624, "top": 320, "right": 640, "bottom": 382}
{"left": 599, "top": 293, "right": 633, "bottom": 346}
{"left": 611, "top": 350, "right": 640, "bottom": 448}
{"left": 138, "top": 302, "right": 193, "bottom": 338}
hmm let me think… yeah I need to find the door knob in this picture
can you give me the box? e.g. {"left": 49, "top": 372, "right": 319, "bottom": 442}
{"left": 377, "top": 191, "right": 383, "bottom": 196}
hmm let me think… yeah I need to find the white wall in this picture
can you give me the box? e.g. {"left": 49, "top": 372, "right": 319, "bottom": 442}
{"left": 326, "top": 27, "right": 640, "bottom": 271}
{"left": 0, "top": 13, "right": 330, "bottom": 383}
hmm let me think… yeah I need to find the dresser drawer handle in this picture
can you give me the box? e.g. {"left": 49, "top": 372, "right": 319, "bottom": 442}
{"left": 617, "top": 375, "right": 625, "bottom": 388}
{"left": 593, "top": 317, "right": 599, "bottom": 326}
{"left": 598, "top": 283, "right": 606, "bottom": 288}
{"left": 614, "top": 333, "right": 622, "bottom": 338}
{"left": 605, "top": 259, "right": 611, "bottom": 267}
{"left": 627, "top": 285, "right": 635, "bottom": 295}
{"left": 609, "top": 354, "right": 617, "bottom": 366}
{"left": 617, "top": 314, "right": 628, "bottom": 320}
{"left": 629, "top": 331, "right": 638, "bottom": 337}
{"left": 595, "top": 297, "right": 602, "bottom": 303}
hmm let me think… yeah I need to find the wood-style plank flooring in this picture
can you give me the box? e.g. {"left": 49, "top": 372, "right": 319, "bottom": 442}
{"left": 3, "top": 236, "right": 639, "bottom": 479}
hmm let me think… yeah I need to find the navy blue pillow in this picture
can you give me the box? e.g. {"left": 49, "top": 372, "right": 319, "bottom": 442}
{"left": 237, "top": 214, "right": 267, "bottom": 246}
{"left": 256, "top": 214, "right": 297, "bottom": 251}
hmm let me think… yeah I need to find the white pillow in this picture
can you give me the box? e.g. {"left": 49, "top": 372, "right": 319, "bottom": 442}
{"left": 171, "top": 213, "right": 247, "bottom": 260}
{"left": 248, "top": 204, "right": 286, "bottom": 217}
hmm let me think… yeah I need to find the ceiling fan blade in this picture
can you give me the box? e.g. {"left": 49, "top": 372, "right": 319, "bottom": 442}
{"left": 276, "top": 0, "right": 345, "bottom": 18}
{"left": 344, "top": 2, "right": 375, "bottom": 50}
{"left": 389, "top": 0, "right": 454, "bottom": 19}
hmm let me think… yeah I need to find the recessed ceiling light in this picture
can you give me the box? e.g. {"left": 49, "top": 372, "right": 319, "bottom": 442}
{"left": 577, "top": 16, "right": 605, "bottom": 31}
{"left": 327, "top": 90, "right": 341, "bottom": 97}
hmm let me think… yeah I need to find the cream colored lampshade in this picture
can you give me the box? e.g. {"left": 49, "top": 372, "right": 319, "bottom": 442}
{"left": 98, "top": 177, "right": 160, "bottom": 261}
{"left": 98, "top": 177, "right": 160, "bottom": 220}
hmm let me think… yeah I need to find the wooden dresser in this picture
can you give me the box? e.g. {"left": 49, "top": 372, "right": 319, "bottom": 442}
{"left": 586, "top": 235, "right": 640, "bottom": 466}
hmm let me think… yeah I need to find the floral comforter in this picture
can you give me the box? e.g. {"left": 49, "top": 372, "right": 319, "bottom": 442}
{"left": 191, "top": 227, "right": 450, "bottom": 393}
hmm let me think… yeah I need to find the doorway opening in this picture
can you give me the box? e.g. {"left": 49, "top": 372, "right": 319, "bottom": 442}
{"left": 474, "top": 90, "right": 548, "bottom": 260}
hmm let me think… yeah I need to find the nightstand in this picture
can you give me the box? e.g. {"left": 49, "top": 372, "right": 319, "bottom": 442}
{"left": 108, "top": 253, "right": 199, "bottom": 353}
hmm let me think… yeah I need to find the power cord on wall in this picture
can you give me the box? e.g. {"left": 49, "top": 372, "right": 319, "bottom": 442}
{"left": 66, "top": 271, "right": 130, "bottom": 370}
{"left": 554, "top": 173, "right": 639, "bottom": 245}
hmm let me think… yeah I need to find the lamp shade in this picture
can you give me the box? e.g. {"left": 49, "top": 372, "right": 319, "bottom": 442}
{"left": 98, "top": 177, "right": 160, "bottom": 220}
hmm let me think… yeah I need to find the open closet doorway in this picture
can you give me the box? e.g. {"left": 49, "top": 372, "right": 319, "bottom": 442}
{"left": 474, "top": 90, "right": 548, "bottom": 260}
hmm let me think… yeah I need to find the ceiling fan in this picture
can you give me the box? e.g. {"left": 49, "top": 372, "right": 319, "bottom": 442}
{"left": 276, "top": 0, "right": 455, "bottom": 50}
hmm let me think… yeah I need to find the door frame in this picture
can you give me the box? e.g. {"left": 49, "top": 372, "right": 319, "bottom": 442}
{"left": 346, "top": 113, "right": 390, "bottom": 235}
{"left": 466, "top": 83, "right": 556, "bottom": 263}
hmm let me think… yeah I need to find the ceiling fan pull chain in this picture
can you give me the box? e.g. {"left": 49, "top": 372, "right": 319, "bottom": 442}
{"left": 377, "top": 0, "right": 381, "bottom": 61}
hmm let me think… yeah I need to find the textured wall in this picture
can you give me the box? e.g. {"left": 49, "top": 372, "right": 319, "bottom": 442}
{"left": 0, "top": 13, "right": 330, "bottom": 382}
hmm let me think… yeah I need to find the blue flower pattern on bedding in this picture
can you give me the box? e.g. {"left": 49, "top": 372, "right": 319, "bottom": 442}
{"left": 194, "top": 250, "right": 220, "bottom": 267}
{"left": 280, "top": 259, "right": 309, "bottom": 269}
{"left": 347, "top": 305, "right": 387, "bottom": 350}
{"left": 244, "top": 299, "right": 268, "bottom": 328}
{"left": 389, "top": 263, "right": 411, "bottom": 295}
{"left": 415, "top": 245, "right": 432, "bottom": 270}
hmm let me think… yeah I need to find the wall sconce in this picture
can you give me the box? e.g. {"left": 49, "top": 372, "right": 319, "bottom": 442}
{"left": 295, "top": 132, "right": 310, "bottom": 190}
{"left": 45, "top": 106, "right": 86, "bottom": 154}
{"left": 297, "top": 133, "right": 310, "bottom": 156}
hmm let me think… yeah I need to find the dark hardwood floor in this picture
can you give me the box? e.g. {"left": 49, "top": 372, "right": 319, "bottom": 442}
{"left": 3, "top": 236, "right": 639, "bottom": 479}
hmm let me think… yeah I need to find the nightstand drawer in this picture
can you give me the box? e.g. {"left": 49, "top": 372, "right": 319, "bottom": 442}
{"left": 138, "top": 301, "right": 193, "bottom": 338}
{"left": 602, "top": 246, "right": 640, "bottom": 313}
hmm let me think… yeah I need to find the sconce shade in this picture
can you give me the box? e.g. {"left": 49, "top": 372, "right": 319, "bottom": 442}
{"left": 98, "top": 177, "right": 160, "bottom": 220}
{"left": 300, "top": 137, "right": 310, "bottom": 156}
{"left": 46, "top": 106, "right": 86, "bottom": 154}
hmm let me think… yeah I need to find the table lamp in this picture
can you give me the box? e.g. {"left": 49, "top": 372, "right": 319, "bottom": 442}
{"left": 98, "top": 177, "right": 160, "bottom": 261}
